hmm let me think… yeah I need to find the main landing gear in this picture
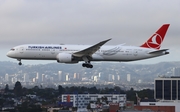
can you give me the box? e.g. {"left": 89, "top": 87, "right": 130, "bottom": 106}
{"left": 82, "top": 63, "right": 93, "bottom": 68}
{"left": 82, "top": 56, "right": 93, "bottom": 68}
{"left": 17, "top": 59, "right": 22, "bottom": 65}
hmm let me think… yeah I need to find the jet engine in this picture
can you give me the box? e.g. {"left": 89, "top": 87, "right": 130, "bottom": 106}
{"left": 56, "top": 53, "right": 78, "bottom": 63}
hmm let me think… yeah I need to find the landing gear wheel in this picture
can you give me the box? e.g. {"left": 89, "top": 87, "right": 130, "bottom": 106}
{"left": 87, "top": 64, "right": 93, "bottom": 68}
{"left": 18, "top": 62, "right": 22, "bottom": 65}
{"left": 82, "top": 63, "right": 86, "bottom": 67}
{"left": 82, "top": 63, "right": 93, "bottom": 68}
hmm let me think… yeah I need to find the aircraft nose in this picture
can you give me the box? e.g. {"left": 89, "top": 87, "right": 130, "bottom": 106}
{"left": 6, "top": 51, "right": 12, "bottom": 57}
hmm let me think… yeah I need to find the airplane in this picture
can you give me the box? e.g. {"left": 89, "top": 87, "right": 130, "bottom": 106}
{"left": 7, "top": 24, "right": 170, "bottom": 68}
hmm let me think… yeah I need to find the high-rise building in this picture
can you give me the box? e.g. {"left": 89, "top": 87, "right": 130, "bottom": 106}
{"left": 173, "top": 67, "right": 180, "bottom": 76}
{"left": 32, "top": 78, "right": 36, "bottom": 83}
{"left": 66, "top": 74, "right": 69, "bottom": 81}
{"left": 73, "top": 73, "right": 81, "bottom": 81}
{"left": 112, "top": 75, "right": 115, "bottom": 81}
{"left": 42, "top": 74, "right": 45, "bottom": 82}
{"left": 98, "top": 72, "right": 101, "bottom": 77}
{"left": 127, "top": 74, "right": 131, "bottom": 82}
{"left": 36, "top": 72, "right": 40, "bottom": 83}
{"left": 24, "top": 73, "right": 29, "bottom": 82}
{"left": 117, "top": 75, "right": 120, "bottom": 81}
{"left": 77, "top": 73, "right": 81, "bottom": 81}
{"left": 74, "top": 73, "right": 77, "bottom": 79}
{"left": 5, "top": 74, "right": 9, "bottom": 82}
{"left": 58, "top": 71, "right": 62, "bottom": 81}
{"left": 94, "top": 76, "right": 98, "bottom": 82}
{"left": 12, "top": 77, "right": 17, "bottom": 83}
{"left": 108, "top": 74, "right": 112, "bottom": 81}
{"left": 155, "top": 77, "right": 180, "bottom": 100}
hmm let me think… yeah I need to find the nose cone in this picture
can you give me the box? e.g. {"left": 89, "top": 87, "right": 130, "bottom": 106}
{"left": 6, "top": 51, "right": 12, "bottom": 58}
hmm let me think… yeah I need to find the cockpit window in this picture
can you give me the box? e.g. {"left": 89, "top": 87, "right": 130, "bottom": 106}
{"left": 10, "top": 48, "right": 15, "bottom": 51}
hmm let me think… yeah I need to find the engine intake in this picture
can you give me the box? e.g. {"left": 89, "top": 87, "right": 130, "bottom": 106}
{"left": 56, "top": 53, "right": 78, "bottom": 63}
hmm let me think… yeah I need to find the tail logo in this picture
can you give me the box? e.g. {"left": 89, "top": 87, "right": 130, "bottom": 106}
{"left": 146, "top": 33, "right": 162, "bottom": 49}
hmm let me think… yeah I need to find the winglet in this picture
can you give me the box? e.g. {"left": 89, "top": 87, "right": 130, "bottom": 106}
{"left": 140, "top": 24, "right": 170, "bottom": 49}
{"left": 99, "top": 38, "right": 112, "bottom": 46}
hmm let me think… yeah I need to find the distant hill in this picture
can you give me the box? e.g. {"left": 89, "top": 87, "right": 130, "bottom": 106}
{"left": 1, "top": 61, "right": 180, "bottom": 82}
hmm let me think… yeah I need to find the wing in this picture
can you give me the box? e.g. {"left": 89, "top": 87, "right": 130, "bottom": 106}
{"left": 73, "top": 38, "right": 111, "bottom": 57}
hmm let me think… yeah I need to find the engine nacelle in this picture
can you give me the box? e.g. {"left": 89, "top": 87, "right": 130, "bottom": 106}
{"left": 56, "top": 53, "right": 78, "bottom": 63}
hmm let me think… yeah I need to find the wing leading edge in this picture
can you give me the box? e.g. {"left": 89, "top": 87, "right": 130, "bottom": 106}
{"left": 72, "top": 38, "right": 111, "bottom": 57}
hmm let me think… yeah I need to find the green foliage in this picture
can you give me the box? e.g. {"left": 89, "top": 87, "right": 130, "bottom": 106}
{"left": 17, "top": 101, "right": 42, "bottom": 112}
{"left": 0, "top": 99, "right": 5, "bottom": 106}
{"left": 4, "top": 84, "right": 9, "bottom": 93}
{"left": 14, "top": 81, "right": 22, "bottom": 97}
{"left": 126, "top": 88, "right": 154, "bottom": 104}
{"left": 58, "top": 85, "right": 64, "bottom": 94}
{"left": 2, "top": 81, "right": 154, "bottom": 108}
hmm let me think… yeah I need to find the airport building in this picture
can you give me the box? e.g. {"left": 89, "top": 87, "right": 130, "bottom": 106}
{"left": 61, "top": 94, "right": 126, "bottom": 108}
{"left": 154, "top": 77, "right": 180, "bottom": 100}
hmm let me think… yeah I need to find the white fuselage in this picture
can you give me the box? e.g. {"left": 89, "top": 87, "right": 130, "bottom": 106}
{"left": 6, "top": 44, "right": 167, "bottom": 62}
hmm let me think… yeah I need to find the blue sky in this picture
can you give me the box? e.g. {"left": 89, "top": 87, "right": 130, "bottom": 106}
{"left": 1, "top": 0, "right": 180, "bottom": 65}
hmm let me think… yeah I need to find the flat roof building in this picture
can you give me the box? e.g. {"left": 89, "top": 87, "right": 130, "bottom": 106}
{"left": 62, "top": 94, "right": 126, "bottom": 109}
{"left": 155, "top": 77, "right": 180, "bottom": 100}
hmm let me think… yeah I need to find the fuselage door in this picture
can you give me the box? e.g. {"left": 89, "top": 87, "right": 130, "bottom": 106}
{"left": 51, "top": 49, "right": 55, "bottom": 54}
{"left": 133, "top": 50, "right": 138, "bottom": 56}
{"left": 19, "top": 47, "right": 24, "bottom": 53}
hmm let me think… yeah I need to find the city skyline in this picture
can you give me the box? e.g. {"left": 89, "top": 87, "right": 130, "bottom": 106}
{"left": 1, "top": 61, "right": 180, "bottom": 90}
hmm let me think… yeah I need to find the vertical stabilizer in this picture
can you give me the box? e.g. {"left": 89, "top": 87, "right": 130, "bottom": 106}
{"left": 140, "top": 24, "right": 170, "bottom": 49}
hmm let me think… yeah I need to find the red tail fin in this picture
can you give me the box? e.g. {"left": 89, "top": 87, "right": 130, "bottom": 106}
{"left": 140, "top": 24, "right": 170, "bottom": 49}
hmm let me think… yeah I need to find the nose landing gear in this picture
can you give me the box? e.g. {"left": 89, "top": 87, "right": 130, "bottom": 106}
{"left": 18, "top": 62, "right": 22, "bottom": 65}
{"left": 17, "top": 59, "right": 22, "bottom": 65}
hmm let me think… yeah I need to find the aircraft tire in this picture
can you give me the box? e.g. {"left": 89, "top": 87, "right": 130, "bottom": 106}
{"left": 18, "top": 62, "right": 22, "bottom": 65}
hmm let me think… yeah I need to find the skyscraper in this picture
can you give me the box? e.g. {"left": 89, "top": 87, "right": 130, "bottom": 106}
{"left": 173, "top": 67, "right": 180, "bottom": 76}
{"left": 24, "top": 73, "right": 29, "bottom": 82}
{"left": 66, "top": 73, "right": 69, "bottom": 81}
{"left": 74, "top": 73, "right": 77, "bottom": 79}
{"left": 108, "top": 74, "right": 112, "bottom": 81}
{"left": 112, "top": 75, "right": 115, "bottom": 81}
{"left": 42, "top": 74, "right": 45, "bottom": 82}
{"left": 94, "top": 76, "right": 98, "bottom": 82}
{"left": 58, "top": 71, "right": 62, "bottom": 81}
{"left": 36, "top": 72, "right": 40, "bottom": 83}
{"left": 98, "top": 72, "right": 101, "bottom": 77}
{"left": 117, "top": 75, "right": 120, "bottom": 81}
{"left": 5, "top": 74, "right": 9, "bottom": 82}
{"left": 127, "top": 74, "right": 131, "bottom": 82}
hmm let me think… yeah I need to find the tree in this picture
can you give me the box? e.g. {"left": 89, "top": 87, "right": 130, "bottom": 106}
{"left": 4, "top": 84, "right": 9, "bottom": 93}
{"left": 89, "top": 86, "right": 98, "bottom": 94}
{"left": 58, "top": 85, "right": 65, "bottom": 95}
{"left": 14, "top": 81, "right": 22, "bottom": 97}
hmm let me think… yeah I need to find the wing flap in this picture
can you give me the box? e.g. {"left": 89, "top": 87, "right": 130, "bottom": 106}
{"left": 73, "top": 38, "right": 111, "bottom": 57}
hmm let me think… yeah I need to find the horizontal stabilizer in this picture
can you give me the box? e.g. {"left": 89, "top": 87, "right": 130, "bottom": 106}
{"left": 148, "top": 49, "right": 169, "bottom": 54}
